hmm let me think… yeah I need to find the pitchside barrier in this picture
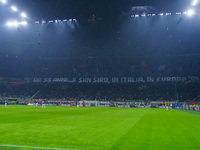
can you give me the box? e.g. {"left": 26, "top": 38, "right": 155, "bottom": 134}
{"left": 1, "top": 99, "right": 199, "bottom": 111}
{"left": 27, "top": 101, "right": 152, "bottom": 108}
{"left": 176, "top": 106, "right": 200, "bottom": 111}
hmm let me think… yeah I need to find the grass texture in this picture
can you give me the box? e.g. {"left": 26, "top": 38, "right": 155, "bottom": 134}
{"left": 0, "top": 105, "right": 200, "bottom": 150}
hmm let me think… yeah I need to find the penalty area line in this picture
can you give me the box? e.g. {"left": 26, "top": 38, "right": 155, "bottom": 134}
{"left": 0, "top": 144, "right": 77, "bottom": 150}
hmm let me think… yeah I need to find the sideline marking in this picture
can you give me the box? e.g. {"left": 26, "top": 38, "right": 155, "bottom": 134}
{"left": 0, "top": 144, "right": 78, "bottom": 150}
{"left": 173, "top": 109, "right": 200, "bottom": 117}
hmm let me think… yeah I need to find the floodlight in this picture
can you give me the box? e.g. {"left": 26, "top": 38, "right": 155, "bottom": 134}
{"left": 176, "top": 12, "right": 182, "bottom": 15}
{"left": 6, "top": 22, "right": 12, "bottom": 27}
{"left": 63, "top": 19, "right": 67, "bottom": 21}
{"left": 6, "top": 20, "right": 27, "bottom": 27}
{"left": 6, "top": 21, "right": 18, "bottom": 27}
{"left": 21, "top": 12, "right": 27, "bottom": 18}
{"left": 49, "top": 20, "right": 53, "bottom": 23}
{"left": 158, "top": 13, "right": 164, "bottom": 16}
{"left": 0, "top": 0, "right": 7, "bottom": 4}
{"left": 166, "top": 13, "right": 171, "bottom": 16}
{"left": 152, "top": 14, "right": 156, "bottom": 16}
{"left": 187, "top": 9, "right": 195, "bottom": 16}
{"left": 192, "top": 0, "right": 198, "bottom": 6}
{"left": 11, "top": 6, "right": 18, "bottom": 11}
{"left": 135, "top": 14, "right": 139, "bottom": 17}
{"left": 35, "top": 21, "right": 40, "bottom": 24}
{"left": 20, "top": 21, "right": 27, "bottom": 25}
{"left": 141, "top": 14, "right": 146, "bottom": 17}
{"left": 13, "top": 21, "right": 18, "bottom": 26}
{"left": 147, "top": 14, "right": 151, "bottom": 16}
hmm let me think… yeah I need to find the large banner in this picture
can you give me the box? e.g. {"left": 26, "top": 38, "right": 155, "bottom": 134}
{"left": 32, "top": 76, "right": 189, "bottom": 84}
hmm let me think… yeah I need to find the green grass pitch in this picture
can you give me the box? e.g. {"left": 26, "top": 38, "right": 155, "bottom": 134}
{"left": 0, "top": 105, "right": 200, "bottom": 150}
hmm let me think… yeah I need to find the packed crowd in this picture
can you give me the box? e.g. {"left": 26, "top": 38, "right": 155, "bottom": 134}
{"left": 0, "top": 53, "right": 200, "bottom": 102}
{"left": 0, "top": 55, "right": 200, "bottom": 78}
{"left": 1, "top": 82, "right": 200, "bottom": 102}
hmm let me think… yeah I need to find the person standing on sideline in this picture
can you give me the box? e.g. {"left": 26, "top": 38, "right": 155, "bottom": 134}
{"left": 77, "top": 101, "right": 80, "bottom": 108}
{"left": 34, "top": 100, "right": 37, "bottom": 107}
{"left": 42, "top": 100, "right": 45, "bottom": 108}
{"left": 170, "top": 103, "right": 172, "bottom": 109}
{"left": 5, "top": 99, "right": 7, "bottom": 107}
{"left": 130, "top": 103, "right": 133, "bottom": 108}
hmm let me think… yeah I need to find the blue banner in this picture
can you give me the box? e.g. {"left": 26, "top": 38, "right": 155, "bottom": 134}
{"left": 32, "top": 76, "right": 188, "bottom": 84}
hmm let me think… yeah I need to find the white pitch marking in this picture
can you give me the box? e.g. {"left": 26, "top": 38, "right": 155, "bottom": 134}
{"left": 0, "top": 144, "right": 78, "bottom": 150}
{"left": 173, "top": 109, "right": 200, "bottom": 117}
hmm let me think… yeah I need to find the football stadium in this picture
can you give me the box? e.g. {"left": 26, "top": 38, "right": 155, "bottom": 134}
{"left": 0, "top": 0, "right": 200, "bottom": 149}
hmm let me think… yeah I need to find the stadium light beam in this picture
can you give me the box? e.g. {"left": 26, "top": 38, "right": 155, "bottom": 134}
{"left": 192, "top": 0, "right": 198, "bottom": 6}
{"left": 0, "top": 0, "right": 7, "bottom": 4}
{"left": 11, "top": 6, "right": 18, "bottom": 12}
{"left": 21, "top": 12, "right": 27, "bottom": 18}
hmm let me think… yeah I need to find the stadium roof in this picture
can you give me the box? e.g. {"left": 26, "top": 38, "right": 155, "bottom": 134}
{"left": 1, "top": 0, "right": 200, "bottom": 58}
{"left": 10, "top": 0, "right": 195, "bottom": 23}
